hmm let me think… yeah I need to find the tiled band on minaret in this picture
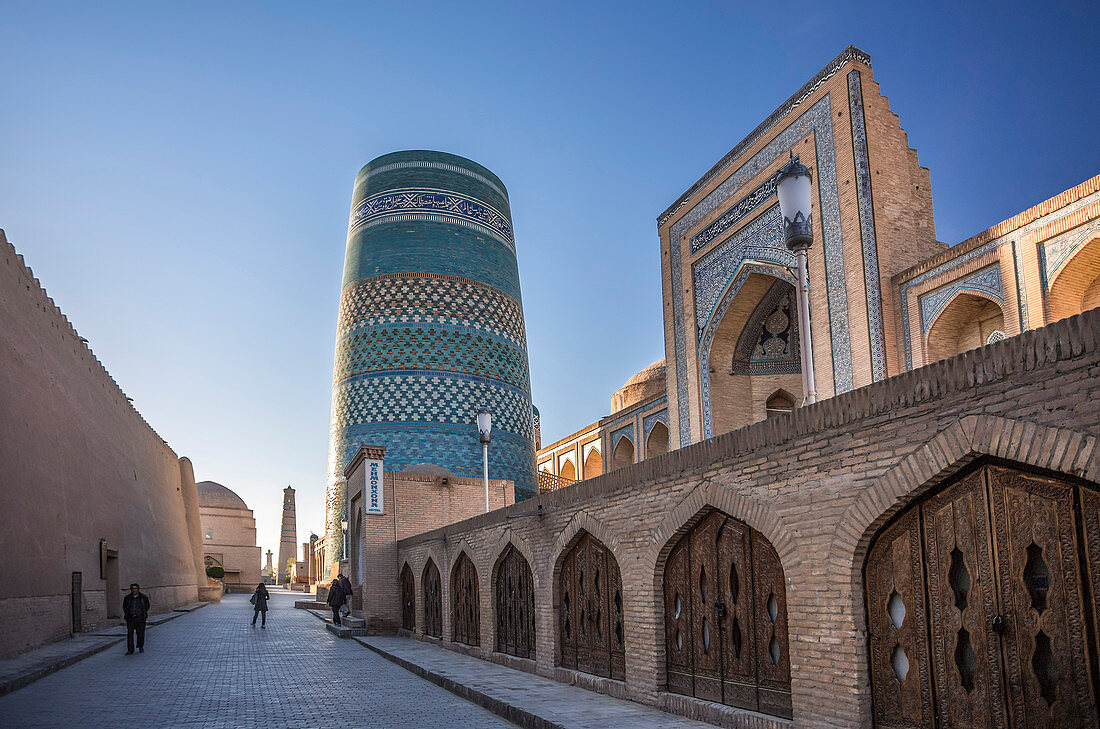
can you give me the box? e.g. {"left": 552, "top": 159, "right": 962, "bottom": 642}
{"left": 323, "top": 151, "right": 537, "bottom": 562}
{"left": 276, "top": 486, "right": 296, "bottom": 583}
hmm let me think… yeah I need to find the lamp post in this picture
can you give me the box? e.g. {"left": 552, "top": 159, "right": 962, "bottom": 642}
{"left": 776, "top": 151, "right": 817, "bottom": 405}
{"left": 476, "top": 407, "right": 493, "bottom": 512}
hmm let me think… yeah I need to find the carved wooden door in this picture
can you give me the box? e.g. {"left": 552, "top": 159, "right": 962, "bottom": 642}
{"left": 495, "top": 545, "right": 535, "bottom": 659}
{"left": 867, "top": 465, "right": 1099, "bottom": 729}
{"left": 558, "top": 532, "right": 625, "bottom": 679}
{"left": 422, "top": 560, "right": 442, "bottom": 638}
{"left": 987, "top": 466, "right": 1095, "bottom": 728}
{"left": 401, "top": 564, "right": 415, "bottom": 631}
{"left": 663, "top": 510, "right": 792, "bottom": 718}
{"left": 452, "top": 553, "right": 480, "bottom": 646}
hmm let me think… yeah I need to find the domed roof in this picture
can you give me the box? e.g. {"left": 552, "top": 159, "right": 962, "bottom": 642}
{"left": 611, "top": 359, "right": 667, "bottom": 412}
{"left": 623, "top": 359, "right": 666, "bottom": 389}
{"left": 400, "top": 463, "right": 456, "bottom": 477}
{"left": 196, "top": 481, "right": 249, "bottom": 510}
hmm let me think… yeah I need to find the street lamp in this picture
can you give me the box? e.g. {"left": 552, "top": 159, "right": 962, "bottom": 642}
{"left": 476, "top": 407, "right": 492, "bottom": 512}
{"left": 776, "top": 151, "right": 818, "bottom": 405}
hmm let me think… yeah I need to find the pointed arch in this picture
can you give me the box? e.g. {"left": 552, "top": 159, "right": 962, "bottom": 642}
{"left": 559, "top": 456, "right": 577, "bottom": 481}
{"left": 450, "top": 550, "right": 480, "bottom": 646}
{"left": 583, "top": 445, "right": 603, "bottom": 480}
{"left": 765, "top": 389, "right": 795, "bottom": 417}
{"left": 421, "top": 557, "right": 442, "bottom": 638}
{"left": 1049, "top": 233, "right": 1100, "bottom": 322}
{"left": 924, "top": 289, "right": 1006, "bottom": 363}
{"left": 646, "top": 421, "right": 669, "bottom": 459}
{"left": 611, "top": 434, "right": 634, "bottom": 470}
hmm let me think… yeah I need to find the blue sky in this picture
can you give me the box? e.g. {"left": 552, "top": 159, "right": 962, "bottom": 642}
{"left": 2, "top": 1, "right": 1096, "bottom": 560}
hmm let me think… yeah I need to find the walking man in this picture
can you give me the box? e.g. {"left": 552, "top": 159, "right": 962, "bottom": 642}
{"left": 326, "top": 578, "right": 345, "bottom": 626}
{"left": 123, "top": 583, "right": 150, "bottom": 654}
{"left": 339, "top": 573, "right": 353, "bottom": 617}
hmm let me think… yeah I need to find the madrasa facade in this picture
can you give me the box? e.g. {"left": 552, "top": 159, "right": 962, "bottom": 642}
{"left": 536, "top": 45, "right": 1100, "bottom": 488}
{"left": 327, "top": 46, "right": 1100, "bottom": 729}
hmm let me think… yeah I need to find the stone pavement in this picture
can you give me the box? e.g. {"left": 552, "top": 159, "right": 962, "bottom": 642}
{"left": 357, "top": 635, "right": 717, "bottom": 729}
{"left": 0, "top": 589, "right": 517, "bottom": 728}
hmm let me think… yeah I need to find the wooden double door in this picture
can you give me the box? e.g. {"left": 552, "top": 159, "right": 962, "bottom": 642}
{"left": 422, "top": 560, "right": 442, "bottom": 638}
{"left": 496, "top": 544, "right": 536, "bottom": 659}
{"left": 401, "top": 565, "right": 415, "bottom": 631}
{"left": 452, "top": 553, "right": 480, "bottom": 646}
{"left": 867, "top": 464, "right": 1100, "bottom": 728}
{"left": 559, "top": 532, "right": 626, "bottom": 680}
{"left": 664, "top": 510, "right": 792, "bottom": 718}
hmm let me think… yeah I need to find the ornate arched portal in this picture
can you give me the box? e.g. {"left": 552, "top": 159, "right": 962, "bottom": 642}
{"left": 495, "top": 544, "right": 535, "bottom": 659}
{"left": 663, "top": 508, "right": 792, "bottom": 718}
{"left": 422, "top": 559, "right": 442, "bottom": 638}
{"left": 558, "top": 531, "right": 625, "bottom": 679}
{"left": 866, "top": 463, "right": 1100, "bottom": 728}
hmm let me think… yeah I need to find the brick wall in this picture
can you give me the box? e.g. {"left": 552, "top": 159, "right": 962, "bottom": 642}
{"left": 0, "top": 231, "right": 204, "bottom": 659}
{"left": 393, "top": 309, "right": 1099, "bottom": 728}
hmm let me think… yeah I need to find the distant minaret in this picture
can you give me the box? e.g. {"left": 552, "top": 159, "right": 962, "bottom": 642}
{"left": 264, "top": 550, "right": 273, "bottom": 576}
{"left": 277, "top": 486, "right": 296, "bottom": 584}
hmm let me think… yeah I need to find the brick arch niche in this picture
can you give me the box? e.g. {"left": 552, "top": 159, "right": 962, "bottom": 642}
{"left": 494, "top": 543, "right": 535, "bottom": 659}
{"left": 924, "top": 290, "right": 1005, "bottom": 364}
{"left": 865, "top": 460, "right": 1100, "bottom": 728}
{"left": 663, "top": 507, "right": 792, "bottom": 719}
{"left": 1049, "top": 234, "right": 1100, "bottom": 323}
{"left": 451, "top": 552, "right": 480, "bottom": 646}
{"left": 400, "top": 563, "right": 415, "bottom": 631}
{"left": 611, "top": 436, "right": 634, "bottom": 471}
{"left": 422, "top": 558, "right": 442, "bottom": 638}
{"left": 557, "top": 530, "right": 625, "bottom": 680}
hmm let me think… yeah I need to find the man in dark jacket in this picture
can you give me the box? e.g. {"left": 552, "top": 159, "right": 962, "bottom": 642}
{"left": 339, "top": 574, "right": 353, "bottom": 616}
{"left": 123, "top": 583, "right": 150, "bottom": 654}
{"left": 326, "top": 578, "right": 345, "bottom": 625}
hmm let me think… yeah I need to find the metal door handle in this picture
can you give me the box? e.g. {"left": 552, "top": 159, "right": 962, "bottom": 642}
{"left": 991, "top": 614, "right": 1005, "bottom": 635}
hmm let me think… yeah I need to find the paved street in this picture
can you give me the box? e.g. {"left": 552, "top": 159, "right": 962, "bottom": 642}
{"left": 0, "top": 590, "right": 517, "bottom": 728}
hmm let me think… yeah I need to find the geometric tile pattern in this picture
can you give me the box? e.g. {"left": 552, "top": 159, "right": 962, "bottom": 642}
{"left": 642, "top": 405, "right": 670, "bottom": 438}
{"left": 337, "top": 274, "right": 527, "bottom": 350}
{"left": 918, "top": 264, "right": 1003, "bottom": 335}
{"left": 349, "top": 189, "right": 515, "bottom": 252}
{"left": 847, "top": 69, "right": 888, "bottom": 382}
{"left": 327, "top": 151, "right": 536, "bottom": 503}
{"left": 731, "top": 279, "right": 801, "bottom": 376}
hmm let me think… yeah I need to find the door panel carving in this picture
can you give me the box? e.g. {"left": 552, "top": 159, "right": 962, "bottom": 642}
{"left": 866, "top": 508, "right": 933, "bottom": 729}
{"left": 423, "top": 559, "right": 442, "bottom": 638}
{"left": 557, "top": 532, "right": 625, "bottom": 680}
{"left": 495, "top": 544, "right": 535, "bottom": 659}
{"left": 866, "top": 464, "right": 1100, "bottom": 728}
{"left": 452, "top": 552, "right": 480, "bottom": 646}
{"left": 401, "top": 564, "right": 415, "bottom": 631}
{"left": 663, "top": 509, "right": 792, "bottom": 719}
{"left": 987, "top": 466, "right": 1094, "bottom": 728}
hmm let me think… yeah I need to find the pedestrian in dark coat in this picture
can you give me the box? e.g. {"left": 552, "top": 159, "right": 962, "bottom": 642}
{"left": 123, "top": 583, "right": 150, "bottom": 654}
{"left": 326, "top": 578, "right": 345, "bottom": 625}
{"left": 251, "top": 583, "right": 270, "bottom": 627}
{"left": 339, "top": 573, "right": 353, "bottom": 616}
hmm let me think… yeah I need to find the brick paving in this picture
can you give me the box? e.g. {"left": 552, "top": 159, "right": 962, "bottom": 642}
{"left": 0, "top": 590, "right": 516, "bottom": 728}
{"left": 359, "top": 636, "right": 719, "bottom": 729}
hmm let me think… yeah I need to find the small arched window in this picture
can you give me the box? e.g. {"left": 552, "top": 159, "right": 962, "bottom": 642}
{"left": 765, "top": 390, "right": 795, "bottom": 418}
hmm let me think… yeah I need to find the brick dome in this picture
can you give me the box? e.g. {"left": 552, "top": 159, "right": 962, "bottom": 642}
{"left": 611, "top": 359, "right": 666, "bottom": 412}
{"left": 196, "top": 481, "right": 249, "bottom": 511}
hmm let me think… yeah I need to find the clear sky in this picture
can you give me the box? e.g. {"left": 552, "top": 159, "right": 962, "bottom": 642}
{"left": 2, "top": 1, "right": 1096, "bottom": 564}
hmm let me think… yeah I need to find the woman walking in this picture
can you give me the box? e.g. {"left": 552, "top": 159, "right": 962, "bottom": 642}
{"left": 251, "top": 582, "right": 270, "bottom": 627}
{"left": 326, "top": 578, "right": 345, "bottom": 625}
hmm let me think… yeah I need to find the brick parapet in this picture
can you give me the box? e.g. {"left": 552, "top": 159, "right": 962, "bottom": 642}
{"left": 893, "top": 173, "right": 1100, "bottom": 285}
{"left": 394, "top": 309, "right": 1099, "bottom": 728}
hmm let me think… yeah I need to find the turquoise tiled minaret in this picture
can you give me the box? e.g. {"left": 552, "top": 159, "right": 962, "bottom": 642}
{"left": 324, "top": 151, "right": 536, "bottom": 546}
